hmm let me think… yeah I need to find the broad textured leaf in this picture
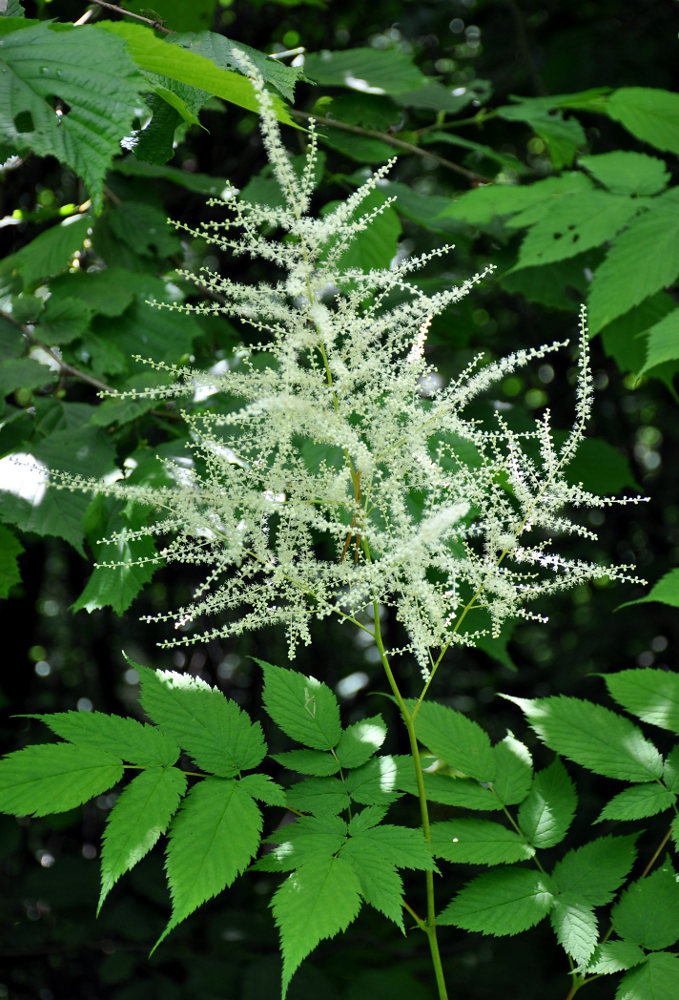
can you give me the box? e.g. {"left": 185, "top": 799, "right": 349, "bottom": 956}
{"left": 343, "top": 755, "right": 399, "bottom": 805}
{"left": 72, "top": 529, "right": 159, "bottom": 615}
{"left": 512, "top": 192, "right": 643, "bottom": 271}
{"left": 238, "top": 773, "right": 286, "bottom": 807}
{"left": 159, "top": 777, "right": 262, "bottom": 947}
{"left": 608, "top": 87, "right": 679, "bottom": 156}
{"left": 552, "top": 835, "right": 638, "bottom": 906}
{"left": 587, "top": 940, "right": 646, "bottom": 975}
{"left": 0, "top": 23, "right": 144, "bottom": 211}
{"left": 272, "top": 748, "right": 339, "bottom": 777}
{"left": 1, "top": 216, "right": 91, "bottom": 288}
{"left": 579, "top": 152, "right": 669, "bottom": 197}
{"left": 0, "top": 743, "right": 122, "bottom": 816}
{"left": 334, "top": 715, "right": 387, "bottom": 769}
{"left": 285, "top": 776, "right": 351, "bottom": 816}
{"left": 350, "top": 824, "right": 433, "bottom": 871}
{"left": 107, "top": 201, "right": 181, "bottom": 259}
{"left": 94, "top": 296, "right": 201, "bottom": 365}
{"left": 600, "top": 292, "right": 676, "bottom": 373}
{"left": 621, "top": 569, "right": 679, "bottom": 611}
{"left": 518, "top": 758, "right": 577, "bottom": 849}
{"left": 258, "top": 659, "right": 341, "bottom": 751}
{"left": 408, "top": 700, "right": 494, "bottom": 782}
{"left": 496, "top": 102, "right": 586, "bottom": 168}
{"left": 38, "top": 295, "right": 92, "bottom": 346}
{"left": 304, "top": 47, "right": 428, "bottom": 95}
{"left": 136, "top": 661, "right": 266, "bottom": 776}
{"left": 640, "top": 309, "right": 679, "bottom": 374}
{"left": 347, "top": 805, "right": 390, "bottom": 834}
{"left": 597, "top": 784, "right": 676, "bottom": 823}
{"left": 272, "top": 854, "right": 362, "bottom": 998}
{"left": 508, "top": 694, "right": 664, "bottom": 782}
{"left": 27, "top": 711, "right": 179, "bottom": 767}
{"left": 341, "top": 837, "right": 404, "bottom": 929}
{"left": 588, "top": 188, "right": 679, "bottom": 333}
{"left": 430, "top": 818, "right": 534, "bottom": 866}
{"left": 266, "top": 814, "right": 348, "bottom": 871}
{"left": 550, "top": 897, "right": 598, "bottom": 966}
{"left": 99, "top": 766, "right": 186, "bottom": 911}
{"left": 612, "top": 866, "right": 679, "bottom": 950}
{"left": 0, "top": 523, "right": 23, "bottom": 598}
{"left": 394, "top": 755, "right": 501, "bottom": 810}
{"left": 445, "top": 171, "right": 592, "bottom": 227}
{"left": 617, "top": 952, "right": 679, "bottom": 1000}
{"left": 492, "top": 733, "right": 533, "bottom": 805}
{"left": 322, "top": 189, "right": 401, "bottom": 272}
{"left": 439, "top": 868, "right": 554, "bottom": 935}
{"left": 0, "top": 357, "right": 53, "bottom": 394}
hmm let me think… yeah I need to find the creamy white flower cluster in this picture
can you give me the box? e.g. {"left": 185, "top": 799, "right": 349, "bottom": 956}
{"left": 58, "top": 57, "right": 646, "bottom": 675}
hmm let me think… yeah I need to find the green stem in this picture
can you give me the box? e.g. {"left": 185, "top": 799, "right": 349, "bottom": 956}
{"left": 371, "top": 601, "right": 449, "bottom": 1000}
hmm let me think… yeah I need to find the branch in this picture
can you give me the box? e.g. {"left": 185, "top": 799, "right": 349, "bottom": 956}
{"left": 290, "top": 109, "right": 492, "bottom": 184}
{"left": 84, "top": 1, "right": 173, "bottom": 33}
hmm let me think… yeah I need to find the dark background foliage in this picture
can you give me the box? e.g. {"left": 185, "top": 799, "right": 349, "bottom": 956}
{"left": 1, "top": 1, "right": 678, "bottom": 997}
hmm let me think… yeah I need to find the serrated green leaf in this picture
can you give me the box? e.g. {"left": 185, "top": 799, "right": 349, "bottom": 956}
{"left": 496, "top": 102, "right": 586, "bottom": 168}
{"left": 285, "top": 776, "right": 351, "bottom": 816}
{"left": 27, "top": 711, "right": 179, "bottom": 767}
{"left": 601, "top": 292, "right": 676, "bottom": 374}
{"left": 272, "top": 748, "right": 339, "bottom": 777}
{"left": 272, "top": 854, "right": 362, "bottom": 998}
{"left": 431, "top": 818, "right": 533, "bottom": 866}
{"left": 322, "top": 189, "right": 401, "bottom": 271}
{"left": 602, "top": 669, "right": 679, "bottom": 732}
{"left": 0, "top": 357, "right": 54, "bottom": 394}
{"left": 350, "top": 824, "right": 434, "bottom": 871}
{"left": 579, "top": 152, "right": 669, "bottom": 197}
{"left": 0, "top": 523, "right": 23, "bottom": 598}
{"left": 499, "top": 251, "right": 593, "bottom": 312}
{"left": 341, "top": 837, "right": 404, "bottom": 930}
{"left": 394, "top": 754, "right": 501, "bottom": 810}
{"left": 445, "top": 171, "right": 593, "bottom": 227}
{"left": 158, "top": 777, "right": 262, "bottom": 947}
{"left": 0, "top": 24, "right": 144, "bottom": 212}
{"left": 550, "top": 897, "right": 598, "bottom": 966}
{"left": 518, "top": 758, "right": 577, "bottom": 849}
{"left": 438, "top": 868, "right": 554, "bottom": 935}
{"left": 408, "top": 700, "right": 494, "bottom": 782}
{"left": 608, "top": 87, "right": 679, "bottom": 156}
{"left": 334, "top": 715, "right": 387, "bottom": 769}
{"left": 347, "top": 805, "right": 390, "bottom": 834}
{"left": 512, "top": 191, "right": 644, "bottom": 271}
{"left": 266, "top": 814, "right": 347, "bottom": 872}
{"left": 621, "top": 569, "right": 679, "bottom": 611}
{"left": 552, "top": 835, "right": 638, "bottom": 906}
{"left": 108, "top": 201, "right": 181, "bottom": 259}
{"left": 508, "top": 694, "right": 664, "bottom": 782}
{"left": 586, "top": 940, "right": 646, "bottom": 974}
{"left": 1, "top": 216, "right": 91, "bottom": 288}
{"left": 491, "top": 733, "right": 533, "bottom": 805}
{"left": 588, "top": 188, "right": 679, "bottom": 333}
{"left": 640, "top": 309, "right": 679, "bottom": 375}
{"left": 0, "top": 743, "right": 123, "bottom": 817}
{"left": 94, "top": 295, "right": 201, "bottom": 365}
{"left": 304, "top": 47, "right": 427, "bottom": 96}
{"left": 39, "top": 295, "right": 92, "bottom": 345}
{"left": 258, "top": 659, "right": 341, "bottom": 751}
{"left": 135, "top": 661, "right": 266, "bottom": 776}
{"left": 343, "top": 755, "right": 399, "bottom": 806}
{"left": 99, "top": 765, "right": 186, "bottom": 911}
{"left": 617, "top": 951, "right": 679, "bottom": 1000}
{"left": 598, "top": 783, "right": 676, "bottom": 823}
{"left": 612, "top": 865, "right": 679, "bottom": 950}
{"left": 238, "top": 773, "right": 286, "bottom": 807}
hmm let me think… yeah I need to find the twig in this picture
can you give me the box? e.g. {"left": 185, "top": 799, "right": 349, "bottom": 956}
{"left": 290, "top": 109, "right": 492, "bottom": 184}
{"left": 85, "top": 0, "right": 173, "bottom": 33}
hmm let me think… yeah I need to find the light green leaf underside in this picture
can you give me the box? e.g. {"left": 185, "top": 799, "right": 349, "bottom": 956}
{"left": 608, "top": 87, "right": 679, "bottom": 156}
{"left": 0, "top": 743, "right": 123, "bottom": 817}
{"left": 135, "top": 661, "right": 266, "bottom": 776}
{"left": 27, "top": 711, "right": 179, "bottom": 767}
{"left": 258, "top": 659, "right": 341, "bottom": 751}
{"left": 159, "top": 777, "right": 262, "bottom": 947}
{"left": 99, "top": 766, "right": 187, "bottom": 911}
{"left": 622, "top": 569, "right": 679, "bottom": 611}
{"left": 439, "top": 868, "right": 554, "bottom": 935}
{"left": 509, "top": 694, "right": 664, "bottom": 782}
{"left": 551, "top": 835, "right": 638, "bottom": 907}
{"left": 408, "top": 700, "right": 494, "bottom": 782}
{"left": 579, "top": 151, "right": 669, "bottom": 197}
{"left": 491, "top": 733, "right": 533, "bottom": 805}
{"left": 518, "top": 758, "right": 577, "bottom": 849}
{"left": 586, "top": 940, "right": 646, "bottom": 975}
{"left": 430, "top": 818, "right": 534, "bottom": 865}
{"left": 603, "top": 669, "right": 679, "bottom": 734}
{"left": 549, "top": 897, "right": 598, "bottom": 966}
{"left": 612, "top": 866, "right": 679, "bottom": 951}
{"left": 273, "top": 854, "right": 362, "bottom": 998}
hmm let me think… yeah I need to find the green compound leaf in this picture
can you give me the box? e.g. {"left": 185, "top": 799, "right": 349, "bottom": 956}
{"left": 343, "top": 755, "right": 399, "bottom": 806}
{"left": 334, "top": 715, "right": 387, "bottom": 769}
{"left": 491, "top": 733, "right": 533, "bottom": 806}
{"left": 587, "top": 188, "right": 679, "bottom": 333}
{"left": 394, "top": 755, "right": 501, "bottom": 810}
{"left": 272, "top": 748, "right": 340, "bottom": 777}
{"left": 1, "top": 215, "right": 91, "bottom": 288}
{"left": 518, "top": 758, "right": 577, "bottom": 849}
{"left": 285, "top": 776, "right": 351, "bottom": 816}
{"left": 351, "top": 824, "right": 434, "bottom": 871}
{"left": 258, "top": 659, "right": 341, "bottom": 751}
{"left": 612, "top": 865, "right": 679, "bottom": 951}
{"left": 621, "top": 569, "right": 679, "bottom": 611}
{"left": 579, "top": 151, "right": 670, "bottom": 197}
{"left": 135, "top": 661, "right": 266, "bottom": 777}
{"left": 586, "top": 940, "right": 646, "bottom": 975}
{"left": 341, "top": 837, "right": 405, "bottom": 930}
{"left": 158, "top": 777, "right": 262, "bottom": 948}
{"left": 0, "top": 743, "right": 123, "bottom": 817}
{"left": 99, "top": 765, "right": 187, "bottom": 912}
{"left": 0, "top": 524, "right": 23, "bottom": 598}
{"left": 347, "top": 805, "right": 390, "bottom": 834}
{"left": 273, "top": 854, "right": 362, "bottom": 999}
{"left": 549, "top": 897, "right": 598, "bottom": 967}
{"left": 617, "top": 952, "right": 679, "bottom": 1000}
{"left": 266, "top": 814, "right": 348, "bottom": 872}
{"left": 0, "top": 23, "right": 144, "bottom": 212}
{"left": 430, "top": 818, "right": 534, "bottom": 866}
{"left": 551, "top": 835, "right": 638, "bottom": 907}
{"left": 602, "top": 669, "right": 679, "bottom": 734}
{"left": 26, "top": 711, "right": 179, "bottom": 768}
{"left": 439, "top": 868, "right": 554, "bottom": 936}
{"left": 507, "top": 694, "right": 664, "bottom": 782}
{"left": 237, "top": 773, "right": 286, "bottom": 807}
{"left": 597, "top": 784, "right": 676, "bottom": 823}
{"left": 72, "top": 515, "right": 160, "bottom": 616}
{"left": 408, "top": 700, "right": 494, "bottom": 782}
{"left": 608, "top": 87, "right": 679, "bottom": 156}
{"left": 640, "top": 309, "right": 679, "bottom": 375}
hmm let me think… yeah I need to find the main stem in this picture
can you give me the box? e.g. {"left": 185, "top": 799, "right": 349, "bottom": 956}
{"left": 371, "top": 602, "right": 449, "bottom": 1000}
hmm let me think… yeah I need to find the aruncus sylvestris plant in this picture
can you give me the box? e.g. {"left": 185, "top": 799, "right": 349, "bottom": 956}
{"left": 2, "top": 57, "right": 665, "bottom": 1000}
